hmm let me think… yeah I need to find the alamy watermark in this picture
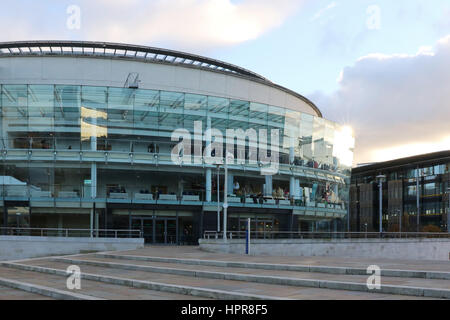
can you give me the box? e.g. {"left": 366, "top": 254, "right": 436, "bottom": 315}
{"left": 66, "top": 5, "right": 81, "bottom": 30}
{"left": 366, "top": 265, "right": 381, "bottom": 290}
{"left": 66, "top": 265, "right": 81, "bottom": 290}
{"left": 366, "top": 5, "right": 381, "bottom": 30}
{"left": 171, "top": 120, "right": 280, "bottom": 175}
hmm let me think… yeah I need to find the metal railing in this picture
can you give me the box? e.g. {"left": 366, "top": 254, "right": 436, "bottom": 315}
{"left": 203, "top": 231, "right": 450, "bottom": 240}
{"left": 0, "top": 227, "right": 142, "bottom": 238}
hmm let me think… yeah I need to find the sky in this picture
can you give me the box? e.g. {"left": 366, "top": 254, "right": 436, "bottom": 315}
{"left": 1, "top": 0, "right": 450, "bottom": 165}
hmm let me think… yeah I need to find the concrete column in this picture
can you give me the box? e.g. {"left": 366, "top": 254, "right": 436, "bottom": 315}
{"left": 91, "top": 163, "right": 97, "bottom": 199}
{"left": 206, "top": 168, "right": 212, "bottom": 202}
{"left": 264, "top": 175, "right": 273, "bottom": 196}
{"left": 95, "top": 211, "right": 99, "bottom": 236}
{"left": 289, "top": 177, "right": 295, "bottom": 199}
{"left": 90, "top": 208, "right": 94, "bottom": 238}
{"left": 227, "top": 173, "right": 234, "bottom": 195}
{"left": 58, "top": 214, "right": 63, "bottom": 236}
{"left": 205, "top": 116, "right": 212, "bottom": 202}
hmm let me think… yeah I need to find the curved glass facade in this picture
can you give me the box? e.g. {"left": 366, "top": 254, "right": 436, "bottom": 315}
{"left": 0, "top": 84, "right": 354, "bottom": 243}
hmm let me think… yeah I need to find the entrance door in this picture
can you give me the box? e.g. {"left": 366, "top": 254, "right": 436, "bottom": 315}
{"left": 155, "top": 219, "right": 165, "bottom": 243}
{"left": 155, "top": 218, "right": 177, "bottom": 244}
{"left": 132, "top": 217, "right": 177, "bottom": 244}
{"left": 166, "top": 219, "right": 177, "bottom": 244}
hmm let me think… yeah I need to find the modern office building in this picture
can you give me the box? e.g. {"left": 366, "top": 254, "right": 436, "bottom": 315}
{"left": 350, "top": 151, "right": 450, "bottom": 233}
{"left": 0, "top": 41, "right": 354, "bottom": 244}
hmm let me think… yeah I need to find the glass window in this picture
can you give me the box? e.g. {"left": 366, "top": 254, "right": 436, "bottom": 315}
{"left": 184, "top": 94, "right": 207, "bottom": 131}
{"left": 249, "top": 102, "right": 267, "bottom": 128}
{"left": 228, "top": 100, "right": 249, "bottom": 131}
{"left": 134, "top": 89, "right": 159, "bottom": 135}
{"left": 300, "top": 113, "right": 313, "bottom": 163}
{"left": 81, "top": 86, "right": 108, "bottom": 144}
{"left": 2, "top": 85, "right": 28, "bottom": 149}
{"left": 159, "top": 91, "right": 184, "bottom": 134}
{"left": 108, "top": 87, "right": 134, "bottom": 134}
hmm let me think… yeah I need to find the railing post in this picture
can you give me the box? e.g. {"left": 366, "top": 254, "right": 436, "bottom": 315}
{"left": 66, "top": 229, "right": 68, "bottom": 237}
{"left": 115, "top": 230, "right": 118, "bottom": 238}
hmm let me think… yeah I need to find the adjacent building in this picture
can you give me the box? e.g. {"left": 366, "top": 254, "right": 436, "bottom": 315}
{"left": 0, "top": 41, "right": 354, "bottom": 244}
{"left": 350, "top": 151, "right": 450, "bottom": 232}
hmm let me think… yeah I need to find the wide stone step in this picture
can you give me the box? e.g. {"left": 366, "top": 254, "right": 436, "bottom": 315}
{"left": 95, "top": 252, "right": 450, "bottom": 280}
{"left": 48, "top": 256, "right": 450, "bottom": 299}
{"left": 0, "top": 261, "right": 283, "bottom": 300}
{"left": 4, "top": 258, "right": 438, "bottom": 300}
{"left": 0, "top": 265, "right": 205, "bottom": 300}
{"left": 0, "top": 267, "right": 101, "bottom": 300}
{"left": 0, "top": 285, "right": 54, "bottom": 300}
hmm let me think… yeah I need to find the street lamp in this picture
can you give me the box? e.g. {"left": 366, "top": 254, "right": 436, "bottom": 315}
{"left": 223, "top": 152, "right": 233, "bottom": 242}
{"left": 447, "top": 187, "right": 450, "bottom": 233}
{"left": 376, "top": 175, "right": 386, "bottom": 233}
{"left": 216, "top": 164, "right": 221, "bottom": 232}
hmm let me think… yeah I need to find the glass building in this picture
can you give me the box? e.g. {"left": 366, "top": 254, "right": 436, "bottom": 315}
{"left": 0, "top": 41, "right": 354, "bottom": 244}
{"left": 350, "top": 151, "right": 450, "bottom": 233}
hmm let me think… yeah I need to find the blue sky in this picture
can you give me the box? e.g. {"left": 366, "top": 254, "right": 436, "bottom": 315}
{"left": 1, "top": 0, "right": 450, "bottom": 164}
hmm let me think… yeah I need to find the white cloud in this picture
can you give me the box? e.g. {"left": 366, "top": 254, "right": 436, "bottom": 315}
{"left": 310, "top": 1, "right": 337, "bottom": 22}
{"left": 80, "top": 0, "right": 303, "bottom": 49}
{"left": 0, "top": 0, "right": 303, "bottom": 49}
{"left": 310, "top": 35, "right": 450, "bottom": 165}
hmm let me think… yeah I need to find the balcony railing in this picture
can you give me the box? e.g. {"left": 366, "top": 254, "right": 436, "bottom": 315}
{"left": 0, "top": 136, "right": 350, "bottom": 178}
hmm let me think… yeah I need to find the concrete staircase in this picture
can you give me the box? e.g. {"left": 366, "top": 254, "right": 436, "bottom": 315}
{"left": 0, "top": 248, "right": 449, "bottom": 300}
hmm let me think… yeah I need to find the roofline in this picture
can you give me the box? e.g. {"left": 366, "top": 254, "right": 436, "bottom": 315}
{"left": 0, "top": 40, "right": 322, "bottom": 117}
{"left": 351, "top": 150, "right": 450, "bottom": 175}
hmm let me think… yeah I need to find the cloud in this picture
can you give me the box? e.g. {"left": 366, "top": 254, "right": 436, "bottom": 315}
{"left": 0, "top": 0, "right": 303, "bottom": 50}
{"left": 309, "top": 35, "right": 450, "bottom": 165}
{"left": 310, "top": 1, "right": 337, "bottom": 22}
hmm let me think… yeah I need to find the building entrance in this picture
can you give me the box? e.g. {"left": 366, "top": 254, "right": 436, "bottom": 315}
{"left": 131, "top": 216, "right": 177, "bottom": 244}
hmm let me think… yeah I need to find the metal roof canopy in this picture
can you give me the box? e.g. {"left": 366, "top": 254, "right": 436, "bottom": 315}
{"left": 352, "top": 150, "right": 450, "bottom": 175}
{"left": 0, "top": 40, "right": 322, "bottom": 117}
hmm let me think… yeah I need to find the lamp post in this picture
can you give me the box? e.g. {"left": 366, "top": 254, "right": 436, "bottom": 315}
{"left": 216, "top": 164, "right": 221, "bottom": 232}
{"left": 416, "top": 167, "right": 421, "bottom": 232}
{"left": 376, "top": 175, "right": 386, "bottom": 233}
{"left": 223, "top": 159, "right": 228, "bottom": 241}
{"left": 447, "top": 187, "right": 450, "bottom": 233}
{"left": 223, "top": 152, "right": 233, "bottom": 242}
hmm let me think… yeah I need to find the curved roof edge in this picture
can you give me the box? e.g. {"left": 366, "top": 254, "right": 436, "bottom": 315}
{"left": 0, "top": 40, "right": 322, "bottom": 117}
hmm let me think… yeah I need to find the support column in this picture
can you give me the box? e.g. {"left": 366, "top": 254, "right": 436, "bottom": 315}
{"left": 90, "top": 208, "right": 94, "bottom": 237}
{"left": 91, "top": 163, "right": 97, "bottom": 199}
{"left": 2, "top": 206, "right": 8, "bottom": 234}
{"left": 206, "top": 168, "right": 212, "bottom": 202}
{"left": 58, "top": 214, "right": 63, "bottom": 236}
{"left": 95, "top": 210, "right": 99, "bottom": 235}
{"left": 227, "top": 173, "right": 234, "bottom": 195}
{"left": 289, "top": 177, "right": 295, "bottom": 199}
{"left": 416, "top": 167, "right": 420, "bottom": 232}
{"left": 205, "top": 115, "right": 212, "bottom": 203}
{"left": 264, "top": 175, "right": 273, "bottom": 196}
